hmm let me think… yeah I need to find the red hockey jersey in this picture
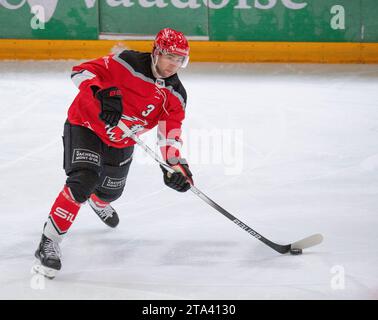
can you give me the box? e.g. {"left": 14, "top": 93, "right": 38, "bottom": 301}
{"left": 68, "top": 50, "right": 187, "bottom": 160}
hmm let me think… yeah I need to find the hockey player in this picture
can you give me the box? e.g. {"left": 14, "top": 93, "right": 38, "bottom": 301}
{"left": 33, "top": 28, "right": 193, "bottom": 279}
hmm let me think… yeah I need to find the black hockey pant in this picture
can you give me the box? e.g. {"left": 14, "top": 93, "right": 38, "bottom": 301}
{"left": 62, "top": 121, "right": 134, "bottom": 203}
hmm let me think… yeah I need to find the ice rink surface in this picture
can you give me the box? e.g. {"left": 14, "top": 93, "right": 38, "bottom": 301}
{"left": 0, "top": 60, "right": 377, "bottom": 299}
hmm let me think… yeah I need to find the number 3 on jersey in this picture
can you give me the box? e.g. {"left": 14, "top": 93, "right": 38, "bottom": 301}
{"left": 142, "top": 104, "right": 155, "bottom": 117}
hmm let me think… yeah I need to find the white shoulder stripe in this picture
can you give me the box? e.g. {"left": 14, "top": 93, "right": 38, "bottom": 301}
{"left": 71, "top": 70, "right": 96, "bottom": 88}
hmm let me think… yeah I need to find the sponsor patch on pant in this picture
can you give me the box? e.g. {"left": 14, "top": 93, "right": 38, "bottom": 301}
{"left": 72, "top": 149, "right": 101, "bottom": 166}
{"left": 102, "top": 176, "right": 126, "bottom": 189}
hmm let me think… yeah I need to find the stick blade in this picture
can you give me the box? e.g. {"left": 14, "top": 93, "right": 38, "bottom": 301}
{"left": 291, "top": 233, "right": 323, "bottom": 250}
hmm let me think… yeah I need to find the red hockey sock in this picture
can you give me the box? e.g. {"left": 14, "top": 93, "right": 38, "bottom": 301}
{"left": 43, "top": 185, "right": 81, "bottom": 242}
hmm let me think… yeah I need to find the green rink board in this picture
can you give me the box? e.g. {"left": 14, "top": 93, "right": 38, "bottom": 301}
{"left": 0, "top": 0, "right": 377, "bottom": 42}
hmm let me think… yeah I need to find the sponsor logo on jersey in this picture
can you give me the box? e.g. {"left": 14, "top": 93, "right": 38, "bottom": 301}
{"left": 106, "top": 114, "right": 148, "bottom": 143}
{"left": 103, "top": 55, "right": 110, "bottom": 69}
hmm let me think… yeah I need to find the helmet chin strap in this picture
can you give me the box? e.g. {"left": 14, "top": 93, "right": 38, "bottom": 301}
{"left": 151, "top": 54, "right": 164, "bottom": 79}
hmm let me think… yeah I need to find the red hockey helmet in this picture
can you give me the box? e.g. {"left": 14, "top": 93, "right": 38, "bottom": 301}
{"left": 153, "top": 28, "right": 190, "bottom": 68}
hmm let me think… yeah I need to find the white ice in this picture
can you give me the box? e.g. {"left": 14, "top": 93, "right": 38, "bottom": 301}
{"left": 0, "top": 60, "right": 377, "bottom": 300}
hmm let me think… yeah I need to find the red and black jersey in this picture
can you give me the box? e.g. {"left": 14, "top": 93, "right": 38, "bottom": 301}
{"left": 68, "top": 50, "right": 187, "bottom": 160}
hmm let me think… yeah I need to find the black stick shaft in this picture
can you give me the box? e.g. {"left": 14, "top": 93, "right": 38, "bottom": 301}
{"left": 118, "top": 122, "right": 290, "bottom": 254}
{"left": 190, "top": 185, "right": 290, "bottom": 253}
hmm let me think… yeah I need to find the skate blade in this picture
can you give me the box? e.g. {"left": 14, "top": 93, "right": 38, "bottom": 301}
{"left": 32, "top": 261, "right": 58, "bottom": 279}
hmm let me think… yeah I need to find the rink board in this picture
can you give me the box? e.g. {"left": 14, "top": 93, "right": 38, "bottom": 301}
{"left": 0, "top": 40, "right": 377, "bottom": 63}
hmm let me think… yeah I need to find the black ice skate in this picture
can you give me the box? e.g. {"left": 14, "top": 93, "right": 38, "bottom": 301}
{"left": 33, "top": 234, "right": 62, "bottom": 279}
{"left": 88, "top": 194, "right": 119, "bottom": 228}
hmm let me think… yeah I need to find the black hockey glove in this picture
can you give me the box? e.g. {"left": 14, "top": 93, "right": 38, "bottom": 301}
{"left": 95, "top": 87, "right": 123, "bottom": 127}
{"left": 160, "top": 158, "right": 193, "bottom": 193}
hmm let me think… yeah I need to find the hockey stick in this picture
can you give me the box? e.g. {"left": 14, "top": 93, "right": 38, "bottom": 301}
{"left": 118, "top": 121, "right": 323, "bottom": 254}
